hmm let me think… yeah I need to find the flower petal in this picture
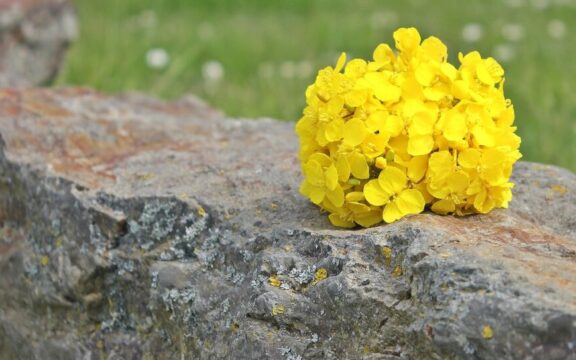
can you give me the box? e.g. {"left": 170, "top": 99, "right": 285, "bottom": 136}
{"left": 303, "top": 160, "right": 324, "bottom": 186}
{"left": 325, "top": 164, "right": 339, "bottom": 191}
{"left": 407, "top": 135, "right": 434, "bottom": 156}
{"left": 343, "top": 118, "right": 368, "bottom": 147}
{"left": 325, "top": 118, "right": 345, "bottom": 142}
{"left": 355, "top": 209, "right": 383, "bottom": 228}
{"left": 349, "top": 152, "right": 369, "bottom": 179}
{"left": 431, "top": 198, "right": 456, "bottom": 214}
{"left": 361, "top": 133, "right": 389, "bottom": 158}
{"left": 378, "top": 166, "right": 407, "bottom": 195}
{"left": 458, "top": 149, "right": 481, "bottom": 169}
{"left": 335, "top": 155, "right": 351, "bottom": 182}
{"left": 309, "top": 185, "right": 325, "bottom": 204}
{"left": 383, "top": 202, "right": 402, "bottom": 223}
{"left": 363, "top": 179, "right": 390, "bottom": 206}
{"left": 395, "top": 189, "right": 425, "bottom": 215}
{"left": 329, "top": 213, "right": 355, "bottom": 228}
{"left": 325, "top": 185, "right": 344, "bottom": 207}
{"left": 407, "top": 155, "right": 428, "bottom": 182}
{"left": 443, "top": 111, "right": 467, "bottom": 142}
{"left": 345, "top": 191, "right": 365, "bottom": 202}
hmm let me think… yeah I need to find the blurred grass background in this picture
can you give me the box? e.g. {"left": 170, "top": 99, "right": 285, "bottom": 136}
{"left": 59, "top": 0, "right": 575, "bottom": 170}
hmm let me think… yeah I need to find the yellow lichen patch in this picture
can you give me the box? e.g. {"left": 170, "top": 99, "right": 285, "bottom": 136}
{"left": 382, "top": 246, "right": 393, "bottom": 267}
{"left": 270, "top": 202, "right": 278, "bottom": 209}
{"left": 271, "top": 305, "right": 285, "bottom": 316}
{"left": 55, "top": 237, "right": 64, "bottom": 248}
{"left": 269, "top": 275, "right": 281, "bottom": 287}
{"left": 482, "top": 325, "right": 493, "bottom": 339}
{"left": 136, "top": 173, "right": 155, "bottom": 181}
{"left": 96, "top": 340, "right": 104, "bottom": 349}
{"left": 231, "top": 322, "right": 240, "bottom": 332}
{"left": 550, "top": 184, "right": 568, "bottom": 194}
{"left": 312, "top": 268, "right": 328, "bottom": 285}
{"left": 40, "top": 255, "right": 49, "bottom": 267}
{"left": 391, "top": 265, "right": 403, "bottom": 277}
{"left": 197, "top": 206, "right": 206, "bottom": 217}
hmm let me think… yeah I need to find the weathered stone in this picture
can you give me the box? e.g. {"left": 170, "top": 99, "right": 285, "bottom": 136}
{"left": 0, "top": 0, "right": 76, "bottom": 86}
{"left": 0, "top": 88, "right": 574, "bottom": 359}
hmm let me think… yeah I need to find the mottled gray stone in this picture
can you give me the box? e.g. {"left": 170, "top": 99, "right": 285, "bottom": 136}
{"left": 0, "top": 0, "right": 76, "bottom": 86}
{"left": 0, "top": 88, "right": 574, "bottom": 359}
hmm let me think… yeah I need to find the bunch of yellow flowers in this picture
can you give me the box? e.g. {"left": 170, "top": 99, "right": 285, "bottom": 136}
{"left": 296, "top": 27, "right": 521, "bottom": 228}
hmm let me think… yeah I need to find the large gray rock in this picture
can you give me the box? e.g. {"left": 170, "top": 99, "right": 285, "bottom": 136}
{"left": 0, "top": 0, "right": 76, "bottom": 86}
{"left": 0, "top": 88, "right": 574, "bottom": 359}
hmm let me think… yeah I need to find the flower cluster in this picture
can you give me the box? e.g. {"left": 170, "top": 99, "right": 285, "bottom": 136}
{"left": 296, "top": 27, "right": 521, "bottom": 228}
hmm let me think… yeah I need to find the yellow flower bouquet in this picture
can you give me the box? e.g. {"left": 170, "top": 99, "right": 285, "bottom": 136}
{"left": 296, "top": 27, "right": 521, "bottom": 228}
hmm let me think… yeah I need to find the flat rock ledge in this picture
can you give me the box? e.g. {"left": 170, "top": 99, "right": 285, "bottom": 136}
{"left": 0, "top": 88, "right": 574, "bottom": 360}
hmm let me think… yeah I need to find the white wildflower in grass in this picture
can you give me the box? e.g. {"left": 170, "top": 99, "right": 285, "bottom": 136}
{"left": 202, "top": 60, "right": 225, "bottom": 82}
{"left": 297, "top": 61, "right": 313, "bottom": 79}
{"left": 547, "top": 19, "right": 567, "bottom": 38}
{"left": 530, "top": 0, "right": 550, "bottom": 9}
{"left": 504, "top": 0, "right": 525, "bottom": 7}
{"left": 197, "top": 22, "right": 215, "bottom": 41}
{"left": 370, "top": 11, "right": 398, "bottom": 29}
{"left": 257, "top": 62, "right": 274, "bottom": 79}
{"left": 493, "top": 44, "right": 516, "bottom": 63}
{"left": 138, "top": 10, "right": 157, "bottom": 29}
{"left": 145, "top": 48, "right": 170, "bottom": 70}
{"left": 280, "top": 61, "right": 296, "bottom": 79}
{"left": 462, "top": 23, "right": 483, "bottom": 42}
{"left": 501, "top": 24, "right": 525, "bottom": 42}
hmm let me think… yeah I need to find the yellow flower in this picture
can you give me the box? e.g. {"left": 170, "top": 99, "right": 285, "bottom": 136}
{"left": 300, "top": 152, "right": 344, "bottom": 207}
{"left": 295, "top": 27, "right": 521, "bottom": 227}
{"left": 364, "top": 167, "right": 425, "bottom": 223}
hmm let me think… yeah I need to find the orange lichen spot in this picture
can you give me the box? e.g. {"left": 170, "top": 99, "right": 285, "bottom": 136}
{"left": 271, "top": 304, "right": 285, "bottom": 316}
{"left": 382, "top": 246, "right": 393, "bottom": 267}
{"left": 392, "top": 265, "right": 403, "bottom": 277}
{"left": 482, "top": 325, "right": 493, "bottom": 339}
{"left": 312, "top": 268, "right": 328, "bottom": 285}
{"left": 40, "top": 255, "right": 49, "bottom": 266}
{"left": 550, "top": 184, "right": 568, "bottom": 194}
{"left": 269, "top": 275, "right": 281, "bottom": 287}
{"left": 197, "top": 206, "right": 206, "bottom": 217}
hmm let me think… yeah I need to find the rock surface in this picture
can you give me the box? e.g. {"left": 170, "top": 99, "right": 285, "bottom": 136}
{"left": 0, "top": 0, "right": 76, "bottom": 86}
{"left": 0, "top": 88, "right": 574, "bottom": 360}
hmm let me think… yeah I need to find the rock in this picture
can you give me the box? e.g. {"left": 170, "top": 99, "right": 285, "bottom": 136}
{"left": 0, "top": 0, "right": 77, "bottom": 86}
{"left": 0, "top": 88, "right": 574, "bottom": 359}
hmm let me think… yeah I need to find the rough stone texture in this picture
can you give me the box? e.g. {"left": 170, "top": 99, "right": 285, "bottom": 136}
{"left": 0, "top": 0, "right": 76, "bottom": 86}
{"left": 0, "top": 88, "right": 574, "bottom": 360}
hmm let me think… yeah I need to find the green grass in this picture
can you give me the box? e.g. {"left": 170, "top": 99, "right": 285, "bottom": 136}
{"left": 59, "top": 0, "right": 576, "bottom": 170}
